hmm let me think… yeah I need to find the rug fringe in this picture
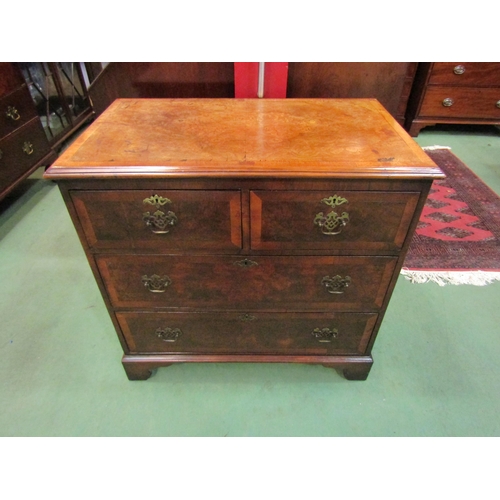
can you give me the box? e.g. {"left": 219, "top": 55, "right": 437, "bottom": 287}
{"left": 422, "top": 145, "right": 451, "bottom": 151}
{"left": 400, "top": 269, "right": 500, "bottom": 286}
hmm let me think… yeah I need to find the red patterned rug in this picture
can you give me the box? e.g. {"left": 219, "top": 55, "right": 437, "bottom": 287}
{"left": 401, "top": 147, "right": 500, "bottom": 286}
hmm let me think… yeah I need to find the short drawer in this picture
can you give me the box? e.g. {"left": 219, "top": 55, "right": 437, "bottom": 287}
{"left": 97, "top": 254, "right": 397, "bottom": 311}
{"left": 117, "top": 310, "right": 378, "bottom": 355}
{"left": 0, "top": 85, "right": 37, "bottom": 138}
{"left": 419, "top": 87, "right": 500, "bottom": 119}
{"left": 428, "top": 63, "right": 500, "bottom": 87}
{"left": 0, "top": 118, "right": 50, "bottom": 190}
{"left": 250, "top": 190, "right": 420, "bottom": 253}
{"left": 71, "top": 190, "right": 242, "bottom": 252}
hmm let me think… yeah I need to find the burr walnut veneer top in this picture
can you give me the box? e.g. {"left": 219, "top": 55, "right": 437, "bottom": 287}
{"left": 45, "top": 98, "right": 442, "bottom": 180}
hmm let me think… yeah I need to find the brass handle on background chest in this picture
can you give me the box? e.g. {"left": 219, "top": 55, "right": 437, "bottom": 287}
{"left": 142, "top": 274, "right": 172, "bottom": 292}
{"left": 22, "top": 141, "right": 34, "bottom": 155}
{"left": 453, "top": 65, "right": 466, "bottom": 75}
{"left": 322, "top": 275, "right": 351, "bottom": 294}
{"left": 442, "top": 98, "right": 454, "bottom": 107}
{"left": 496, "top": 100, "right": 500, "bottom": 109}
{"left": 6, "top": 106, "right": 21, "bottom": 121}
{"left": 142, "top": 195, "right": 178, "bottom": 234}
{"left": 155, "top": 327, "right": 182, "bottom": 342}
{"left": 314, "top": 195, "right": 349, "bottom": 235}
{"left": 312, "top": 327, "right": 338, "bottom": 343}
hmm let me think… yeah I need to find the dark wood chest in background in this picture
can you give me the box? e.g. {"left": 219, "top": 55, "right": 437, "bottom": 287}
{"left": 0, "top": 63, "right": 53, "bottom": 200}
{"left": 0, "top": 63, "right": 93, "bottom": 202}
{"left": 406, "top": 62, "right": 500, "bottom": 136}
{"left": 44, "top": 98, "right": 443, "bottom": 381}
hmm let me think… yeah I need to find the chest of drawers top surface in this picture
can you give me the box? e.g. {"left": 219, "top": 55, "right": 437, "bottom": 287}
{"left": 44, "top": 98, "right": 441, "bottom": 180}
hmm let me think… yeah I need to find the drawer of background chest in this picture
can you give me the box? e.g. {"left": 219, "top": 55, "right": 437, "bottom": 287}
{"left": 71, "top": 190, "right": 242, "bottom": 252}
{"left": 116, "top": 311, "right": 378, "bottom": 356}
{"left": 420, "top": 87, "right": 500, "bottom": 119}
{"left": 250, "top": 190, "right": 420, "bottom": 253}
{"left": 428, "top": 63, "right": 500, "bottom": 86}
{"left": 96, "top": 254, "right": 397, "bottom": 311}
{"left": 0, "top": 118, "right": 50, "bottom": 188}
{"left": 0, "top": 85, "right": 37, "bottom": 138}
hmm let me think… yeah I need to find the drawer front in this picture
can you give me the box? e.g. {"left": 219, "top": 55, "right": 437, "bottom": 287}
{"left": 97, "top": 254, "right": 397, "bottom": 311}
{"left": 0, "top": 63, "right": 24, "bottom": 97}
{"left": 250, "top": 190, "right": 419, "bottom": 252}
{"left": 0, "top": 85, "right": 37, "bottom": 138}
{"left": 71, "top": 190, "right": 242, "bottom": 252}
{"left": 428, "top": 63, "right": 500, "bottom": 87}
{"left": 420, "top": 87, "right": 500, "bottom": 119}
{"left": 0, "top": 118, "right": 50, "bottom": 190}
{"left": 117, "top": 311, "right": 378, "bottom": 355}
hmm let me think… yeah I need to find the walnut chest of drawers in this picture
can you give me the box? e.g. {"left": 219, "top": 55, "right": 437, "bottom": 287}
{"left": 406, "top": 62, "right": 500, "bottom": 136}
{"left": 44, "top": 98, "right": 443, "bottom": 380}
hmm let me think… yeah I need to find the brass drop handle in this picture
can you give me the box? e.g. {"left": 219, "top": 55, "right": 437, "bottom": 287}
{"left": 155, "top": 327, "right": 182, "bottom": 342}
{"left": 142, "top": 274, "right": 172, "bottom": 293}
{"left": 6, "top": 106, "right": 20, "bottom": 121}
{"left": 314, "top": 195, "right": 350, "bottom": 235}
{"left": 142, "top": 194, "right": 178, "bottom": 234}
{"left": 312, "top": 327, "right": 338, "bottom": 343}
{"left": 22, "top": 141, "right": 34, "bottom": 155}
{"left": 322, "top": 275, "right": 351, "bottom": 294}
{"left": 496, "top": 100, "right": 500, "bottom": 109}
{"left": 453, "top": 65, "right": 466, "bottom": 75}
{"left": 442, "top": 98, "right": 454, "bottom": 107}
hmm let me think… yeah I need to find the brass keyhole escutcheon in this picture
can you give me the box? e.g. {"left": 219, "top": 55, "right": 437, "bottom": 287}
{"left": 234, "top": 258, "right": 258, "bottom": 268}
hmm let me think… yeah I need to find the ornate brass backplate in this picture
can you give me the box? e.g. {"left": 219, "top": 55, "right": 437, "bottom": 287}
{"left": 314, "top": 195, "right": 350, "bottom": 235}
{"left": 142, "top": 195, "right": 178, "bottom": 234}
{"left": 155, "top": 327, "right": 182, "bottom": 342}
{"left": 311, "top": 327, "right": 338, "bottom": 343}
{"left": 142, "top": 274, "right": 172, "bottom": 292}
{"left": 322, "top": 275, "right": 351, "bottom": 294}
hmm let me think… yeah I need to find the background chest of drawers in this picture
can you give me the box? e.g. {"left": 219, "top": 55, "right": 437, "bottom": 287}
{"left": 45, "top": 98, "right": 443, "bottom": 381}
{"left": 0, "top": 63, "right": 54, "bottom": 201}
{"left": 405, "top": 62, "right": 500, "bottom": 136}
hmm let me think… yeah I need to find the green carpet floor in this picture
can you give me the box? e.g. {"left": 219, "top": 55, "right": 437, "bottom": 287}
{"left": 0, "top": 124, "right": 499, "bottom": 437}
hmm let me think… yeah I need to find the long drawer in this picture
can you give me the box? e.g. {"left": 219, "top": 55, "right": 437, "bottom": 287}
{"left": 117, "top": 311, "right": 378, "bottom": 355}
{"left": 96, "top": 254, "right": 397, "bottom": 311}
{"left": 71, "top": 190, "right": 242, "bottom": 252}
{"left": 419, "top": 87, "right": 500, "bottom": 119}
{"left": 250, "top": 190, "right": 420, "bottom": 252}
{"left": 428, "top": 63, "right": 500, "bottom": 86}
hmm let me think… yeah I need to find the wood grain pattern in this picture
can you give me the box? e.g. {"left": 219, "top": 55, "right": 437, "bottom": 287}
{"left": 250, "top": 189, "right": 419, "bottom": 252}
{"left": 117, "top": 311, "right": 378, "bottom": 356}
{"left": 71, "top": 189, "right": 242, "bottom": 252}
{"left": 45, "top": 98, "right": 441, "bottom": 179}
{"left": 44, "top": 98, "right": 443, "bottom": 381}
{"left": 96, "top": 254, "right": 396, "bottom": 311}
